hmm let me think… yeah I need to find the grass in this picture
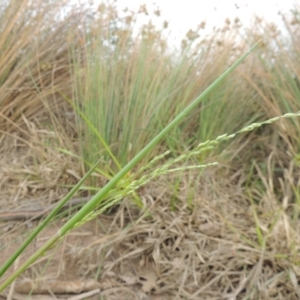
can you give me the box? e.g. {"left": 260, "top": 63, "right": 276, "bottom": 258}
{"left": 1, "top": 1, "right": 300, "bottom": 299}
{"left": 70, "top": 4, "right": 262, "bottom": 177}
{"left": 0, "top": 35, "right": 261, "bottom": 290}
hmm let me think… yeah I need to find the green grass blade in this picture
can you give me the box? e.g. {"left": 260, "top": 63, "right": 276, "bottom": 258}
{"left": 60, "top": 92, "right": 122, "bottom": 172}
{"left": 0, "top": 159, "right": 101, "bottom": 278}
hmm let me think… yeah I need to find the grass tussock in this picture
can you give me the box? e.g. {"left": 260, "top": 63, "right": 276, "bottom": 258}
{"left": 1, "top": 1, "right": 300, "bottom": 299}
{"left": 0, "top": 0, "right": 83, "bottom": 139}
{"left": 71, "top": 5, "right": 262, "bottom": 175}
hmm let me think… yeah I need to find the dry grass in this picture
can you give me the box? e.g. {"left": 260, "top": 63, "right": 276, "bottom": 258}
{"left": 1, "top": 133, "right": 300, "bottom": 299}
{"left": 0, "top": 127, "right": 80, "bottom": 211}
{"left": 0, "top": 0, "right": 85, "bottom": 139}
{"left": 1, "top": 1, "right": 300, "bottom": 299}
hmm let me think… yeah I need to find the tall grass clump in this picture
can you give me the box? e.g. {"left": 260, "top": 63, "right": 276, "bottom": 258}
{"left": 0, "top": 41, "right": 264, "bottom": 288}
{"left": 238, "top": 6, "right": 300, "bottom": 159}
{"left": 0, "top": 0, "right": 82, "bottom": 138}
{"left": 70, "top": 3, "right": 262, "bottom": 176}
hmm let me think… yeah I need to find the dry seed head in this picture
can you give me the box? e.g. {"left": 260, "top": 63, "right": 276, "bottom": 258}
{"left": 125, "top": 15, "right": 133, "bottom": 25}
{"left": 234, "top": 17, "right": 240, "bottom": 24}
{"left": 154, "top": 8, "right": 161, "bottom": 17}
{"left": 98, "top": 3, "right": 105, "bottom": 13}
{"left": 186, "top": 29, "right": 199, "bottom": 41}
{"left": 138, "top": 4, "right": 148, "bottom": 15}
{"left": 255, "top": 16, "right": 262, "bottom": 23}
{"left": 198, "top": 21, "right": 206, "bottom": 30}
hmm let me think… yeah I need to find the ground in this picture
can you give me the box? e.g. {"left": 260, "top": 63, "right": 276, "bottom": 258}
{"left": 0, "top": 130, "right": 300, "bottom": 300}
